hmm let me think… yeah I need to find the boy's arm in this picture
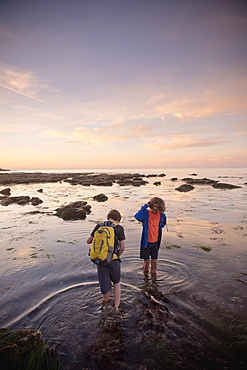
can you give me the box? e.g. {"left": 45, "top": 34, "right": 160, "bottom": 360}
{"left": 118, "top": 240, "right": 125, "bottom": 256}
{"left": 134, "top": 204, "right": 148, "bottom": 222}
{"left": 87, "top": 223, "right": 100, "bottom": 244}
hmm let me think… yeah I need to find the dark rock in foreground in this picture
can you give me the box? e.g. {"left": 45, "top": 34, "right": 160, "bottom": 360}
{"left": 55, "top": 201, "right": 91, "bottom": 220}
{"left": 93, "top": 193, "right": 108, "bottom": 202}
{"left": 175, "top": 184, "right": 195, "bottom": 192}
{"left": 212, "top": 182, "right": 242, "bottom": 189}
{"left": 0, "top": 328, "right": 59, "bottom": 370}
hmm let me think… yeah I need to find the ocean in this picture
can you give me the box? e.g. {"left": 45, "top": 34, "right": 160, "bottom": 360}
{"left": 0, "top": 168, "right": 246, "bottom": 369}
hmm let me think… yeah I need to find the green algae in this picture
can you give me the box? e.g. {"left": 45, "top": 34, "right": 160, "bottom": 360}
{"left": 0, "top": 328, "right": 59, "bottom": 370}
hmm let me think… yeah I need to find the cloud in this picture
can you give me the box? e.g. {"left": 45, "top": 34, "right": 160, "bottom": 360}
{"left": 156, "top": 98, "right": 220, "bottom": 121}
{"left": 0, "top": 64, "right": 49, "bottom": 103}
{"left": 231, "top": 122, "right": 247, "bottom": 136}
{"left": 144, "top": 135, "right": 230, "bottom": 151}
{"left": 45, "top": 126, "right": 134, "bottom": 144}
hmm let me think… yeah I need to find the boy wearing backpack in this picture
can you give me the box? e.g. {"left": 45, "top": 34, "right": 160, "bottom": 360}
{"left": 134, "top": 197, "right": 166, "bottom": 281}
{"left": 87, "top": 209, "right": 126, "bottom": 310}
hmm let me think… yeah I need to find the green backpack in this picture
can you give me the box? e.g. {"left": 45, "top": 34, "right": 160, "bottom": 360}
{"left": 89, "top": 222, "right": 116, "bottom": 265}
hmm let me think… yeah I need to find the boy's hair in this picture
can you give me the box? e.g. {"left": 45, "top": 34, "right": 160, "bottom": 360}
{"left": 148, "top": 197, "right": 166, "bottom": 213}
{"left": 107, "top": 209, "right": 122, "bottom": 222}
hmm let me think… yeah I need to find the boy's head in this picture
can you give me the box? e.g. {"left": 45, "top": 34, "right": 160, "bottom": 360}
{"left": 107, "top": 209, "right": 122, "bottom": 222}
{"left": 148, "top": 197, "right": 165, "bottom": 213}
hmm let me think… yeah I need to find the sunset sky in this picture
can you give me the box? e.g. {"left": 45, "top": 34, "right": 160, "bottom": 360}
{"left": 0, "top": 0, "right": 246, "bottom": 170}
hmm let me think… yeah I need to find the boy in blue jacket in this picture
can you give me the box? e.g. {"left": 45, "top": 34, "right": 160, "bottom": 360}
{"left": 134, "top": 197, "right": 166, "bottom": 281}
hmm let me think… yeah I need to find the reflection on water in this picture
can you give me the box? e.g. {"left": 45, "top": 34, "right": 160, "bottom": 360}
{"left": 0, "top": 168, "right": 247, "bottom": 368}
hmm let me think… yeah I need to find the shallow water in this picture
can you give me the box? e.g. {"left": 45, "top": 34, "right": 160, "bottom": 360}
{"left": 0, "top": 168, "right": 247, "bottom": 369}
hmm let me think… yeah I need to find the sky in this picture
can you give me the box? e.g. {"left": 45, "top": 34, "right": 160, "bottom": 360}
{"left": 0, "top": 0, "right": 247, "bottom": 170}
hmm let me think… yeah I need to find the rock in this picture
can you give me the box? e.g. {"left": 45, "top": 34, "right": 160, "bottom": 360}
{"left": 30, "top": 197, "right": 43, "bottom": 205}
{"left": 0, "top": 172, "right": 148, "bottom": 187}
{"left": 146, "top": 174, "right": 158, "bottom": 178}
{"left": 0, "top": 198, "right": 12, "bottom": 206}
{"left": 37, "top": 189, "right": 43, "bottom": 193}
{"left": 182, "top": 177, "right": 218, "bottom": 185}
{"left": 0, "top": 188, "right": 11, "bottom": 196}
{"left": 0, "top": 328, "right": 59, "bottom": 370}
{"left": 153, "top": 181, "right": 161, "bottom": 186}
{"left": 93, "top": 193, "right": 108, "bottom": 202}
{"left": 190, "top": 173, "right": 197, "bottom": 176}
{"left": 0, "top": 168, "right": 10, "bottom": 171}
{"left": 55, "top": 201, "right": 91, "bottom": 220}
{"left": 132, "top": 178, "right": 148, "bottom": 186}
{"left": 0, "top": 196, "right": 43, "bottom": 206}
{"left": 158, "top": 173, "right": 166, "bottom": 177}
{"left": 170, "top": 178, "right": 178, "bottom": 181}
{"left": 212, "top": 183, "right": 242, "bottom": 189}
{"left": 175, "top": 184, "right": 194, "bottom": 192}
{"left": 57, "top": 207, "right": 87, "bottom": 220}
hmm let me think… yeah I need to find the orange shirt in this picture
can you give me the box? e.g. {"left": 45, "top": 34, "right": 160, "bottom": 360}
{"left": 148, "top": 209, "right": 160, "bottom": 242}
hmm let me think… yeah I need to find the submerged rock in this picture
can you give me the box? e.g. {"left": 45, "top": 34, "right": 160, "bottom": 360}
{"left": 0, "top": 328, "right": 59, "bottom": 370}
{"left": 212, "top": 182, "right": 242, "bottom": 189}
{"left": 175, "top": 184, "right": 194, "bottom": 192}
{"left": 55, "top": 201, "right": 91, "bottom": 220}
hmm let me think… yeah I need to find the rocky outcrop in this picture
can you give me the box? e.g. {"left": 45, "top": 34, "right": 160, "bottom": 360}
{"left": 175, "top": 184, "right": 194, "bottom": 192}
{"left": 182, "top": 177, "right": 218, "bottom": 185}
{"left": 55, "top": 201, "right": 91, "bottom": 220}
{"left": 0, "top": 172, "right": 150, "bottom": 187}
{"left": 0, "top": 196, "right": 43, "bottom": 206}
{"left": 93, "top": 194, "right": 108, "bottom": 202}
{"left": 0, "top": 328, "right": 59, "bottom": 370}
{"left": 212, "top": 182, "right": 242, "bottom": 189}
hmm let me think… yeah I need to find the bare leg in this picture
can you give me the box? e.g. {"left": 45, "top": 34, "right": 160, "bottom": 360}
{"left": 143, "top": 259, "right": 149, "bottom": 274}
{"left": 114, "top": 282, "right": 121, "bottom": 309}
{"left": 151, "top": 259, "right": 157, "bottom": 282}
{"left": 151, "top": 259, "right": 157, "bottom": 273}
{"left": 102, "top": 290, "right": 110, "bottom": 307}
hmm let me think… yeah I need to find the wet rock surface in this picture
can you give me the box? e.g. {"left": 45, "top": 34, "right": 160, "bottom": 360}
{"left": 182, "top": 177, "right": 218, "bottom": 185}
{"left": 0, "top": 328, "right": 59, "bottom": 370}
{"left": 212, "top": 182, "right": 242, "bottom": 189}
{"left": 93, "top": 193, "right": 108, "bottom": 202}
{"left": 0, "top": 188, "right": 11, "bottom": 196}
{"left": 0, "top": 196, "right": 43, "bottom": 206}
{"left": 55, "top": 201, "right": 92, "bottom": 220}
{"left": 175, "top": 184, "right": 195, "bottom": 192}
{"left": 0, "top": 172, "right": 148, "bottom": 186}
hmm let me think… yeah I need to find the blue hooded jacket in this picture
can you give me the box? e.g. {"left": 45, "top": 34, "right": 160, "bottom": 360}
{"left": 134, "top": 204, "right": 166, "bottom": 248}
